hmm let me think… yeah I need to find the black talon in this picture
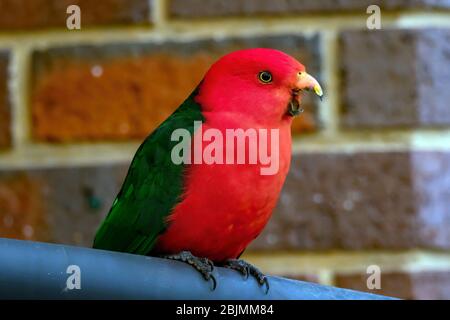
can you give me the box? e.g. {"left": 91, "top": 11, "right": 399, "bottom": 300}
{"left": 243, "top": 266, "right": 250, "bottom": 279}
{"left": 261, "top": 276, "right": 270, "bottom": 294}
{"left": 159, "top": 251, "right": 217, "bottom": 291}
{"left": 222, "top": 259, "right": 270, "bottom": 294}
{"left": 208, "top": 273, "right": 217, "bottom": 291}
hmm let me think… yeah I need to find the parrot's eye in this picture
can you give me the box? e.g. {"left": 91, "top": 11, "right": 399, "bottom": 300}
{"left": 258, "top": 71, "right": 272, "bottom": 84}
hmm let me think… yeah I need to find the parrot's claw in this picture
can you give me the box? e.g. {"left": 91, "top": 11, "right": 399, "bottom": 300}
{"left": 160, "top": 251, "right": 217, "bottom": 291}
{"left": 222, "top": 259, "right": 270, "bottom": 294}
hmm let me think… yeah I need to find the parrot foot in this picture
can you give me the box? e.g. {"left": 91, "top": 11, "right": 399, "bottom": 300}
{"left": 160, "top": 251, "right": 217, "bottom": 291}
{"left": 222, "top": 259, "right": 269, "bottom": 294}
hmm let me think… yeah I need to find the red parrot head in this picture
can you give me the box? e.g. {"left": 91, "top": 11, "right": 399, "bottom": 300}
{"left": 196, "top": 48, "right": 323, "bottom": 125}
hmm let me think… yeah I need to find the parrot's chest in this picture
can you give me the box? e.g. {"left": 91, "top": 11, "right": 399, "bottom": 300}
{"left": 154, "top": 123, "right": 292, "bottom": 261}
{"left": 155, "top": 162, "right": 289, "bottom": 261}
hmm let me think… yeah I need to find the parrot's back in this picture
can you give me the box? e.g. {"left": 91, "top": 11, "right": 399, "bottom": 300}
{"left": 93, "top": 89, "right": 204, "bottom": 255}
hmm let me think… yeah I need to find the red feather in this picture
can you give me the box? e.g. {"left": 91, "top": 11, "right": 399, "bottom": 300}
{"left": 154, "top": 49, "right": 305, "bottom": 261}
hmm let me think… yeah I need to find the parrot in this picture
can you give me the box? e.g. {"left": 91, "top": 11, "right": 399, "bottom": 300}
{"left": 93, "top": 48, "right": 323, "bottom": 291}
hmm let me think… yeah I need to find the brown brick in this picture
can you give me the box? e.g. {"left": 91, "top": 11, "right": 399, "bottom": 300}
{"left": 0, "top": 165, "right": 128, "bottom": 246}
{"left": 251, "top": 151, "right": 450, "bottom": 250}
{"left": 31, "top": 35, "right": 321, "bottom": 142}
{"left": 0, "top": 0, "right": 151, "bottom": 30}
{"left": 0, "top": 175, "right": 47, "bottom": 240}
{"left": 336, "top": 271, "right": 450, "bottom": 299}
{"left": 169, "top": 0, "right": 450, "bottom": 18}
{"left": 0, "top": 51, "right": 11, "bottom": 149}
{"left": 340, "top": 29, "right": 450, "bottom": 128}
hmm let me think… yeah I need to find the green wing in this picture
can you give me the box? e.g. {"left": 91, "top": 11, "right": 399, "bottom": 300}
{"left": 93, "top": 88, "right": 204, "bottom": 255}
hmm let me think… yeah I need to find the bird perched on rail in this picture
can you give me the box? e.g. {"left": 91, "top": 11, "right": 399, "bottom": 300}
{"left": 93, "top": 48, "right": 323, "bottom": 292}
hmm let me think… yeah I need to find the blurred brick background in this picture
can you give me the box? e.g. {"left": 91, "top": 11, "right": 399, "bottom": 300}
{"left": 1, "top": 0, "right": 450, "bottom": 299}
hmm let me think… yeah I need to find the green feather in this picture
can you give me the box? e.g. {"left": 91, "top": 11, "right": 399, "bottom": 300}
{"left": 93, "top": 88, "right": 204, "bottom": 255}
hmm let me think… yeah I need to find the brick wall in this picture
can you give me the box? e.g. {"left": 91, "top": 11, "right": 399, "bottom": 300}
{"left": 1, "top": 0, "right": 450, "bottom": 299}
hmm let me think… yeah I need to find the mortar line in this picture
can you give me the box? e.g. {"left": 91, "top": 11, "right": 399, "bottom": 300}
{"left": 0, "top": 140, "right": 449, "bottom": 170}
{"left": 0, "top": 11, "right": 450, "bottom": 47}
{"left": 319, "top": 30, "right": 339, "bottom": 135}
{"left": 243, "top": 250, "right": 450, "bottom": 275}
{"left": 9, "top": 44, "right": 32, "bottom": 150}
{"left": 151, "top": 0, "right": 169, "bottom": 30}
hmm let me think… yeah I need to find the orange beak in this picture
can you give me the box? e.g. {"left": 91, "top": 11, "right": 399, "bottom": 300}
{"left": 296, "top": 72, "right": 323, "bottom": 100}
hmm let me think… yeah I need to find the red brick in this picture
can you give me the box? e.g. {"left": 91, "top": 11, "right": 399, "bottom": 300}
{"left": 32, "top": 54, "right": 212, "bottom": 141}
{"left": 0, "top": 51, "right": 10, "bottom": 149}
{"left": 0, "top": 165, "right": 128, "bottom": 246}
{"left": 169, "top": 0, "right": 450, "bottom": 18}
{"left": 340, "top": 29, "right": 450, "bottom": 128}
{"left": 0, "top": 0, "right": 151, "bottom": 30}
{"left": 336, "top": 271, "right": 450, "bottom": 299}
{"left": 0, "top": 175, "right": 47, "bottom": 241}
{"left": 31, "top": 35, "right": 321, "bottom": 142}
{"left": 251, "top": 151, "right": 450, "bottom": 250}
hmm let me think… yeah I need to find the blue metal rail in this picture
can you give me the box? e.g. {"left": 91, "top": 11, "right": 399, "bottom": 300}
{"left": 0, "top": 238, "right": 394, "bottom": 299}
